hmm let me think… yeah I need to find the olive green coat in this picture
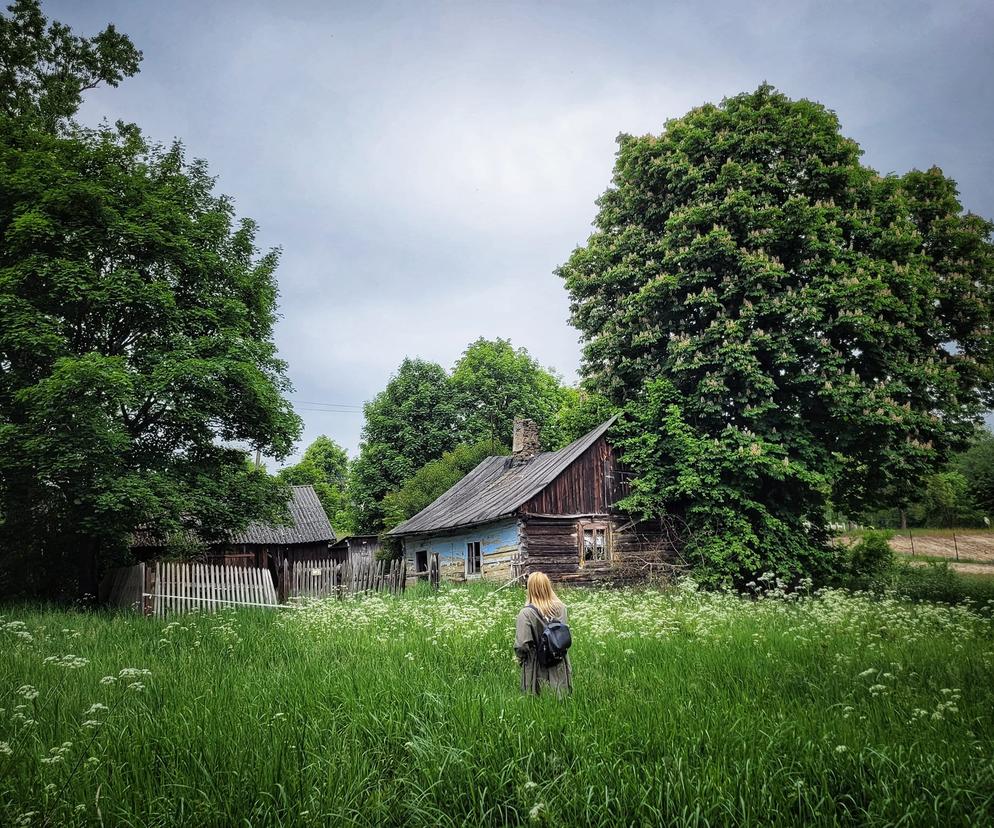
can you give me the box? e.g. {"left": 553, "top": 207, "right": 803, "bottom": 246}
{"left": 514, "top": 604, "right": 572, "bottom": 696}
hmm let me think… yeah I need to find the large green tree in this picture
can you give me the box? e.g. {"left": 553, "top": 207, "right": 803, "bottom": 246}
{"left": 344, "top": 358, "right": 458, "bottom": 533}
{"left": 954, "top": 429, "right": 994, "bottom": 519}
{"left": 559, "top": 86, "right": 994, "bottom": 584}
{"left": 0, "top": 3, "right": 299, "bottom": 596}
{"left": 0, "top": 0, "right": 141, "bottom": 132}
{"left": 450, "top": 337, "right": 570, "bottom": 448}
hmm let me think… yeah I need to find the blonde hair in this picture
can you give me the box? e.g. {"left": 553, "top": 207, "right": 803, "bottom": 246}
{"left": 526, "top": 571, "right": 564, "bottom": 618}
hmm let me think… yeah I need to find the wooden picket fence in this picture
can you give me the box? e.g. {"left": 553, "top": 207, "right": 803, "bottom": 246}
{"left": 288, "top": 556, "right": 407, "bottom": 601}
{"left": 153, "top": 561, "right": 278, "bottom": 616}
{"left": 104, "top": 556, "right": 407, "bottom": 615}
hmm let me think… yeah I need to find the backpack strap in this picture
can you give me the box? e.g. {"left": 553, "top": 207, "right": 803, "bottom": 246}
{"left": 525, "top": 603, "right": 547, "bottom": 623}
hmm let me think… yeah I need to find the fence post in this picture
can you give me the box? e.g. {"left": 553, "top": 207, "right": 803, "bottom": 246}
{"left": 280, "top": 558, "right": 289, "bottom": 603}
{"left": 909, "top": 530, "right": 915, "bottom": 558}
{"left": 953, "top": 532, "right": 959, "bottom": 562}
{"left": 142, "top": 561, "right": 156, "bottom": 617}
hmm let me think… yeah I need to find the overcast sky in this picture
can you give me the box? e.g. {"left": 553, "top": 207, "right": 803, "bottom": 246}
{"left": 52, "top": 0, "right": 994, "bottom": 461}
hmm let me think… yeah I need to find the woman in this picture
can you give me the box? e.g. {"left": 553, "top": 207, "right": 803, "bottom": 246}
{"left": 514, "top": 571, "right": 572, "bottom": 696}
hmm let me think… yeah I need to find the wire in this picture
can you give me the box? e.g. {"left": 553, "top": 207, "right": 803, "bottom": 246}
{"left": 291, "top": 399, "right": 364, "bottom": 413}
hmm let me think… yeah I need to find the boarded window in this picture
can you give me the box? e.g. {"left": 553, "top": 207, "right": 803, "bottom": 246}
{"left": 578, "top": 522, "right": 610, "bottom": 565}
{"left": 466, "top": 541, "right": 482, "bottom": 576}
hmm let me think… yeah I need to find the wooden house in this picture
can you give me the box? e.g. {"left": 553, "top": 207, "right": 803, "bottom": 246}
{"left": 387, "top": 417, "right": 677, "bottom": 585}
{"left": 223, "top": 485, "right": 336, "bottom": 571}
{"left": 132, "top": 485, "right": 336, "bottom": 575}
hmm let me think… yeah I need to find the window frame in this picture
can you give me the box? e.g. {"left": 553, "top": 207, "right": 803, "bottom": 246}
{"left": 577, "top": 521, "right": 611, "bottom": 567}
{"left": 465, "top": 540, "right": 482, "bottom": 577}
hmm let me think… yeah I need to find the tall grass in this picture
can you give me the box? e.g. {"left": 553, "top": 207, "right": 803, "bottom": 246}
{"left": 2, "top": 582, "right": 993, "bottom": 826}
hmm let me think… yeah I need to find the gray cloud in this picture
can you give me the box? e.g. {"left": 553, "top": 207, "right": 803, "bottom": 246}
{"left": 52, "top": 0, "right": 994, "bottom": 456}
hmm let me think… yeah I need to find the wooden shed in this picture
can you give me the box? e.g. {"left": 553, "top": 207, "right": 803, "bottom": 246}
{"left": 131, "top": 484, "right": 336, "bottom": 577}
{"left": 387, "top": 417, "right": 678, "bottom": 585}
{"left": 221, "top": 485, "right": 336, "bottom": 572}
{"left": 329, "top": 534, "right": 380, "bottom": 564}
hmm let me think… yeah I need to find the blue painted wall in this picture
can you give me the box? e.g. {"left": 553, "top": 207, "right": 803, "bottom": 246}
{"left": 403, "top": 518, "right": 520, "bottom": 579}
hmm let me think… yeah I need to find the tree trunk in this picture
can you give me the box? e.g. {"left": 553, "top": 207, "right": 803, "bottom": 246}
{"left": 900, "top": 509, "right": 907, "bottom": 530}
{"left": 79, "top": 534, "right": 102, "bottom": 601}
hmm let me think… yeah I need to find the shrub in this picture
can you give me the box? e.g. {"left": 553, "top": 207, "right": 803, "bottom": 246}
{"left": 892, "top": 561, "right": 994, "bottom": 606}
{"left": 842, "top": 529, "right": 894, "bottom": 590}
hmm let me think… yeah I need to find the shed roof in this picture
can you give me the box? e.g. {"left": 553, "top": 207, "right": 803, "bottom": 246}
{"left": 387, "top": 416, "right": 618, "bottom": 537}
{"left": 230, "top": 485, "right": 335, "bottom": 546}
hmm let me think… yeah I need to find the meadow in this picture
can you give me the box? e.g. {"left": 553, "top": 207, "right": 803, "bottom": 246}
{"left": 1, "top": 581, "right": 993, "bottom": 827}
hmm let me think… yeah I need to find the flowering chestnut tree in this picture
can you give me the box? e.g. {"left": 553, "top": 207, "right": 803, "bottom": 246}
{"left": 559, "top": 86, "right": 994, "bottom": 584}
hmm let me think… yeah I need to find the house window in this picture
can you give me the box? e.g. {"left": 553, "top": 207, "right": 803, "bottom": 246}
{"left": 466, "top": 541, "right": 482, "bottom": 576}
{"left": 578, "top": 522, "right": 611, "bottom": 565}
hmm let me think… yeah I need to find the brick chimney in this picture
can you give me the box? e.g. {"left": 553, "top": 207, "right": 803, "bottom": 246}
{"left": 512, "top": 417, "right": 540, "bottom": 463}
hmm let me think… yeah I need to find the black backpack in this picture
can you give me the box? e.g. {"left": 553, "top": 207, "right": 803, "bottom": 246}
{"left": 527, "top": 604, "right": 572, "bottom": 667}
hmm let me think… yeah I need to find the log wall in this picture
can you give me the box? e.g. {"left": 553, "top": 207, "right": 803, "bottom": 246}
{"left": 521, "top": 515, "right": 679, "bottom": 585}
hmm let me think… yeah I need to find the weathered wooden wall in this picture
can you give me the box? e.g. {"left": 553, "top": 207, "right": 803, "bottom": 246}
{"left": 521, "top": 436, "right": 621, "bottom": 516}
{"left": 402, "top": 518, "right": 520, "bottom": 581}
{"left": 521, "top": 515, "right": 679, "bottom": 585}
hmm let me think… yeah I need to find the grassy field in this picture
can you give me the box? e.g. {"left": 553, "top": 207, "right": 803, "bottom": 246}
{"left": 2, "top": 582, "right": 994, "bottom": 827}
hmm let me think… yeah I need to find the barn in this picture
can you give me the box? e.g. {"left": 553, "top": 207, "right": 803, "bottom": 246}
{"left": 387, "top": 417, "right": 677, "bottom": 584}
{"left": 132, "top": 484, "right": 336, "bottom": 576}
{"left": 223, "top": 485, "right": 336, "bottom": 571}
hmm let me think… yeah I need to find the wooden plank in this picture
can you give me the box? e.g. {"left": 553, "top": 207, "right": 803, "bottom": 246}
{"left": 211, "top": 564, "right": 219, "bottom": 613}
{"left": 194, "top": 562, "right": 202, "bottom": 612}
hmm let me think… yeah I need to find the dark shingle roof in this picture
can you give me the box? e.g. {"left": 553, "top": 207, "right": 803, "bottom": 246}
{"left": 230, "top": 485, "right": 335, "bottom": 545}
{"left": 387, "top": 416, "right": 618, "bottom": 537}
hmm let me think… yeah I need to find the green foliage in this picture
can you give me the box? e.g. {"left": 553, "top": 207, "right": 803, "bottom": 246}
{"left": 859, "top": 426, "right": 994, "bottom": 528}
{"left": 344, "top": 358, "right": 458, "bottom": 533}
{"left": 382, "top": 440, "right": 509, "bottom": 530}
{"left": 277, "top": 436, "right": 349, "bottom": 533}
{"left": 953, "top": 428, "right": 994, "bottom": 518}
{"left": 559, "top": 85, "right": 994, "bottom": 584}
{"left": 616, "top": 379, "right": 833, "bottom": 586}
{"left": 0, "top": 0, "right": 141, "bottom": 132}
{"left": 450, "top": 337, "right": 569, "bottom": 449}
{"left": 0, "top": 121, "right": 300, "bottom": 596}
{"left": 296, "top": 434, "right": 348, "bottom": 486}
{"left": 915, "top": 470, "right": 973, "bottom": 528}
{"left": 889, "top": 560, "right": 986, "bottom": 604}
{"left": 551, "top": 387, "right": 617, "bottom": 448}
{"left": 344, "top": 340, "right": 584, "bottom": 533}
{"left": 843, "top": 529, "right": 895, "bottom": 590}
{"left": 3, "top": 587, "right": 994, "bottom": 825}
